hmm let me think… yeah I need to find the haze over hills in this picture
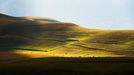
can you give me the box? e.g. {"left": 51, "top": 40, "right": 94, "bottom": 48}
{"left": 0, "top": 13, "right": 134, "bottom": 60}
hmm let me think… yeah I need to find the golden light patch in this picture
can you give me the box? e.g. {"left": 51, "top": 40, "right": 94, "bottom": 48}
{"left": 15, "top": 49, "right": 124, "bottom": 58}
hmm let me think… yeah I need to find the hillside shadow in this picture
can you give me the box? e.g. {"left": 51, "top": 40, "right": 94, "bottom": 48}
{"left": 0, "top": 20, "right": 81, "bottom": 53}
{"left": 0, "top": 21, "right": 41, "bottom": 52}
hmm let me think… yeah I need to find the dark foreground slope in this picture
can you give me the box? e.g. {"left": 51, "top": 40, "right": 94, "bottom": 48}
{"left": 0, "top": 57, "right": 134, "bottom": 75}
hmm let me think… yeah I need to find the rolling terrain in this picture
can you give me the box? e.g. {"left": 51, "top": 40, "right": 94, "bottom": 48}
{"left": 0, "top": 13, "right": 134, "bottom": 75}
{"left": 0, "top": 13, "right": 134, "bottom": 60}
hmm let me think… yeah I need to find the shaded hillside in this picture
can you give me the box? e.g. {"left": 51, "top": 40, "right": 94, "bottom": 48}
{"left": 0, "top": 13, "right": 21, "bottom": 25}
{"left": 0, "top": 13, "right": 134, "bottom": 60}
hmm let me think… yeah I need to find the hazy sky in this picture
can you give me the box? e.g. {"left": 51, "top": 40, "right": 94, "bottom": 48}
{"left": 0, "top": 0, "right": 134, "bottom": 29}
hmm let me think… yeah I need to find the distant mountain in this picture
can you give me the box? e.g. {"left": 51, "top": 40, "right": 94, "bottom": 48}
{"left": 0, "top": 13, "right": 134, "bottom": 61}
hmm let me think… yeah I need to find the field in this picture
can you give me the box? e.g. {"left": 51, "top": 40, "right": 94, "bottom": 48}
{"left": 0, "top": 13, "right": 134, "bottom": 75}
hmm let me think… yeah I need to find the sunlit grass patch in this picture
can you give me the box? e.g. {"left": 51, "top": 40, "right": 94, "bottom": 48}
{"left": 15, "top": 47, "right": 124, "bottom": 58}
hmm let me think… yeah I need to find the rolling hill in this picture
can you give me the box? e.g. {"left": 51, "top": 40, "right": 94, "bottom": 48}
{"left": 0, "top": 13, "right": 134, "bottom": 62}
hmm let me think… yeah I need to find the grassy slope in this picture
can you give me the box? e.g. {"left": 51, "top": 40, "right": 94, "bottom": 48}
{"left": 0, "top": 13, "right": 134, "bottom": 59}
{"left": 0, "top": 14, "right": 134, "bottom": 75}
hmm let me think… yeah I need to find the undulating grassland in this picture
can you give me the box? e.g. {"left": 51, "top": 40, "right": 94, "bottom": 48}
{"left": 0, "top": 13, "right": 134, "bottom": 75}
{"left": 0, "top": 13, "right": 134, "bottom": 59}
